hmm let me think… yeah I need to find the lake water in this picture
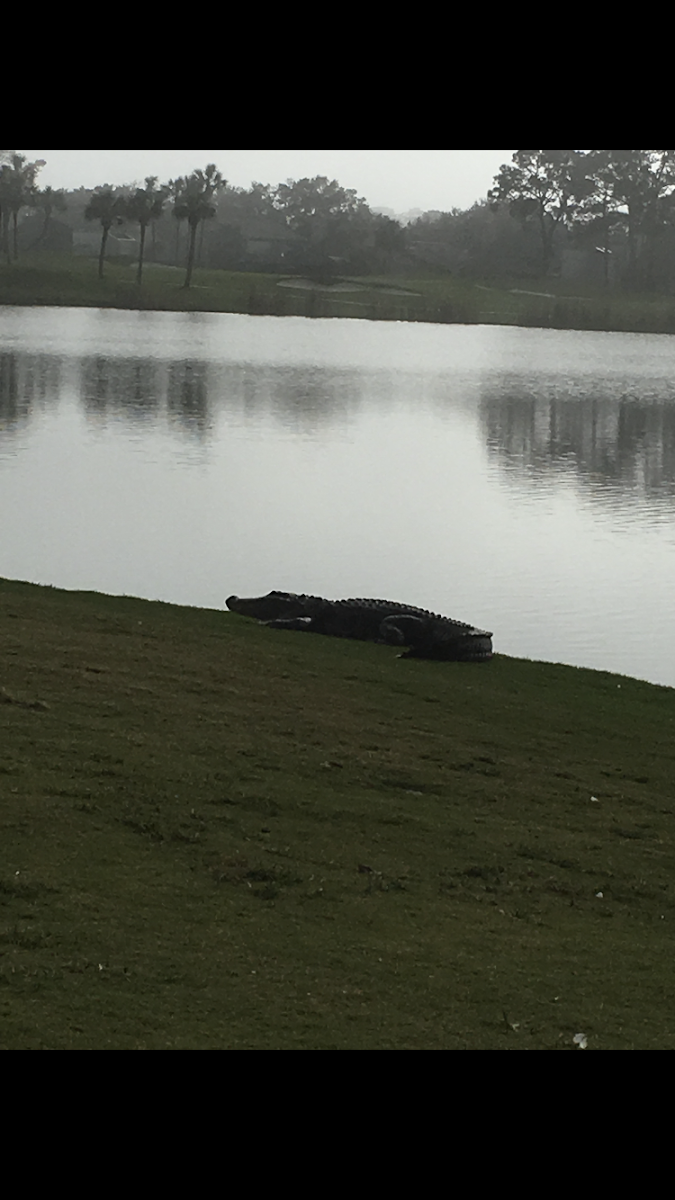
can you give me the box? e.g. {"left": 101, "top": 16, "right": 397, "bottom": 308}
{"left": 1, "top": 305, "right": 674, "bottom": 688}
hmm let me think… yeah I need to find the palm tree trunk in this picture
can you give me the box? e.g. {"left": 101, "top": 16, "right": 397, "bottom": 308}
{"left": 28, "top": 209, "right": 52, "bottom": 253}
{"left": 539, "top": 207, "right": 556, "bottom": 278}
{"left": 184, "top": 220, "right": 198, "bottom": 289}
{"left": 137, "top": 222, "right": 147, "bottom": 286}
{"left": 99, "top": 225, "right": 110, "bottom": 280}
{"left": 12, "top": 210, "right": 19, "bottom": 260}
{"left": 2, "top": 211, "right": 10, "bottom": 266}
{"left": 627, "top": 207, "right": 639, "bottom": 284}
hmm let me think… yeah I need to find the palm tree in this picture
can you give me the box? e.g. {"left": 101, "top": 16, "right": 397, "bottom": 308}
{"left": 32, "top": 186, "right": 68, "bottom": 248}
{"left": 0, "top": 150, "right": 10, "bottom": 263}
{"left": 126, "top": 177, "right": 167, "bottom": 286}
{"left": 173, "top": 165, "right": 225, "bottom": 289}
{"left": 0, "top": 153, "right": 46, "bottom": 263}
{"left": 0, "top": 179, "right": 8, "bottom": 266}
{"left": 0, "top": 157, "right": 24, "bottom": 264}
{"left": 167, "top": 177, "right": 186, "bottom": 266}
{"left": 84, "top": 186, "right": 127, "bottom": 279}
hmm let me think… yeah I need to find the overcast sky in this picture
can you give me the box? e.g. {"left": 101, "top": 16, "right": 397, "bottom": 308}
{"left": 23, "top": 150, "right": 514, "bottom": 213}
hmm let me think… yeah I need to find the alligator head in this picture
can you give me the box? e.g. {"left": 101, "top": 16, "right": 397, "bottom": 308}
{"left": 226, "top": 592, "right": 312, "bottom": 623}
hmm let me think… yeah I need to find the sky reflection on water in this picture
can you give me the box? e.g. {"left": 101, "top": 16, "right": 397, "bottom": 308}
{"left": 1, "top": 308, "right": 674, "bottom": 687}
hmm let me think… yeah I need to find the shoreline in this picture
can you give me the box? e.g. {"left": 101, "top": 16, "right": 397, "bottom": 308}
{"left": 3, "top": 257, "right": 675, "bottom": 337}
{"left": 2, "top": 576, "right": 670, "bottom": 691}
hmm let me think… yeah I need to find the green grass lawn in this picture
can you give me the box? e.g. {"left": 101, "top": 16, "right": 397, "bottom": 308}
{"left": 1, "top": 578, "right": 674, "bottom": 1049}
{"left": 3, "top": 253, "right": 675, "bottom": 334}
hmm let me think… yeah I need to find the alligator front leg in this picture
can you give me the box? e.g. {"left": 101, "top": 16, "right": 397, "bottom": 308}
{"left": 379, "top": 615, "right": 428, "bottom": 647}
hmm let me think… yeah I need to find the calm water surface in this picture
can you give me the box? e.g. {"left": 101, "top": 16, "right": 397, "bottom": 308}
{"left": 1, "top": 306, "right": 674, "bottom": 687}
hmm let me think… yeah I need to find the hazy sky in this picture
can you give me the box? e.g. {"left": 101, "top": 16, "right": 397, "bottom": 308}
{"left": 23, "top": 150, "right": 514, "bottom": 213}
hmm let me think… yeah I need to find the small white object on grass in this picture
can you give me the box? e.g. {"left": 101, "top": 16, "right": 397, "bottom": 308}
{"left": 573, "top": 1034, "right": 588, "bottom": 1050}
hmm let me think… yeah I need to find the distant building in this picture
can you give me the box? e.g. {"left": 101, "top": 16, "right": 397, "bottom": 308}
{"left": 110, "top": 236, "right": 138, "bottom": 260}
{"left": 74, "top": 231, "right": 139, "bottom": 259}
{"left": 74, "top": 231, "right": 103, "bottom": 256}
{"left": 373, "top": 206, "right": 426, "bottom": 226}
{"left": 242, "top": 217, "right": 300, "bottom": 267}
{"left": 17, "top": 215, "right": 73, "bottom": 255}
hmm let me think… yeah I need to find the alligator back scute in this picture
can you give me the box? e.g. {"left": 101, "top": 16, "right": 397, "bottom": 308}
{"left": 346, "top": 598, "right": 436, "bottom": 621}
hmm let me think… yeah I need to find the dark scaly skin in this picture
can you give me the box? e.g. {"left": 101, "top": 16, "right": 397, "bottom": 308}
{"left": 226, "top": 593, "right": 493, "bottom": 662}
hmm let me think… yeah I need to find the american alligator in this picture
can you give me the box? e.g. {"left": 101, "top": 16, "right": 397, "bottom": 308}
{"left": 226, "top": 592, "right": 493, "bottom": 662}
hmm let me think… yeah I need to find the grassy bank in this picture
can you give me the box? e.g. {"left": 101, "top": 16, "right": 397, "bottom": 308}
{"left": 3, "top": 254, "right": 675, "bottom": 334}
{"left": 1, "top": 578, "right": 675, "bottom": 1049}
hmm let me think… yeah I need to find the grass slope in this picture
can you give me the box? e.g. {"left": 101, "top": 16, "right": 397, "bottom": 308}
{"left": 3, "top": 255, "right": 675, "bottom": 334}
{"left": 1, "top": 578, "right": 674, "bottom": 1049}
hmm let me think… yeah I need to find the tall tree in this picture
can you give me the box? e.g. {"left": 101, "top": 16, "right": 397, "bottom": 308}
{"left": 276, "top": 176, "right": 367, "bottom": 230}
{"left": 0, "top": 153, "right": 46, "bottom": 263}
{"left": 0, "top": 149, "right": 10, "bottom": 263}
{"left": 275, "top": 176, "right": 370, "bottom": 270}
{"left": 570, "top": 151, "right": 675, "bottom": 286}
{"left": 31, "top": 185, "right": 68, "bottom": 247}
{"left": 126, "top": 177, "right": 167, "bottom": 285}
{"left": 599, "top": 150, "right": 653, "bottom": 280}
{"left": 172, "top": 165, "right": 224, "bottom": 289}
{"left": 246, "top": 181, "right": 278, "bottom": 219}
{"left": 611, "top": 150, "right": 675, "bottom": 284}
{"left": 574, "top": 150, "right": 627, "bottom": 286}
{"left": 167, "top": 177, "right": 187, "bottom": 266}
{"left": 84, "top": 186, "right": 127, "bottom": 279}
{"left": 0, "top": 156, "right": 22, "bottom": 262}
{"left": 489, "top": 150, "right": 588, "bottom": 276}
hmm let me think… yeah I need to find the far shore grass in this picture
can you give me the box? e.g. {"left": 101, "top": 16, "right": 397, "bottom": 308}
{"left": 3, "top": 253, "right": 675, "bottom": 335}
{"left": 1, "top": 577, "right": 675, "bottom": 1050}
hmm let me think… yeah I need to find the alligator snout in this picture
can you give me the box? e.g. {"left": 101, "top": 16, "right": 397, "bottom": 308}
{"left": 226, "top": 592, "right": 308, "bottom": 623}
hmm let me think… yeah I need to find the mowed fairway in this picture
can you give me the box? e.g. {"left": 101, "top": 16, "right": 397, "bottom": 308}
{"left": 4, "top": 255, "right": 675, "bottom": 333}
{"left": 1, "top": 578, "right": 675, "bottom": 1049}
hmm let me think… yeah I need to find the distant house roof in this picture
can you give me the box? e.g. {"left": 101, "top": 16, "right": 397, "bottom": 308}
{"left": 73, "top": 230, "right": 139, "bottom": 258}
{"left": 241, "top": 217, "right": 299, "bottom": 245}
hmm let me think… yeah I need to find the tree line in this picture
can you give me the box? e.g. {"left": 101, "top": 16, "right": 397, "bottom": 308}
{"left": 0, "top": 151, "right": 405, "bottom": 286}
{"left": 488, "top": 150, "right": 675, "bottom": 284}
{"left": 0, "top": 153, "right": 226, "bottom": 287}
{"left": 411, "top": 151, "right": 675, "bottom": 289}
{"left": 0, "top": 152, "right": 49, "bottom": 263}
{"left": 5, "top": 150, "right": 675, "bottom": 290}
